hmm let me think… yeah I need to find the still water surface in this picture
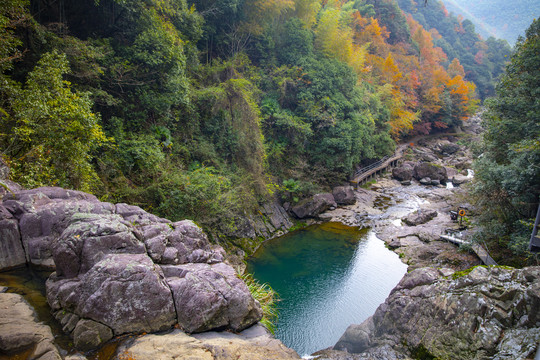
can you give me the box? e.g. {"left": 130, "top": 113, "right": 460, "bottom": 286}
{"left": 247, "top": 222, "right": 407, "bottom": 356}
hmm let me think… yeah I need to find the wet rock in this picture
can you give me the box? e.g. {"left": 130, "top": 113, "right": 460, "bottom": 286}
{"left": 291, "top": 193, "right": 337, "bottom": 219}
{"left": 392, "top": 164, "right": 414, "bottom": 181}
{"left": 0, "top": 292, "right": 61, "bottom": 360}
{"left": 452, "top": 174, "right": 471, "bottom": 185}
{"left": 116, "top": 326, "right": 300, "bottom": 360}
{"left": 73, "top": 319, "right": 113, "bottom": 351}
{"left": 419, "top": 177, "right": 432, "bottom": 185}
{"left": 332, "top": 266, "right": 540, "bottom": 360}
{"left": 332, "top": 186, "right": 356, "bottom": 205}
{"left": 400, "top": 180, "right": 411, "bottom": 186}
{"left": 0, "top": 206, "right": 25, "bottom": 269}
{"left": 402, "top": 209, "right": 438, "bottom": 226}
{"left": 413, "top": 163, "right": 447, "bottom": 183}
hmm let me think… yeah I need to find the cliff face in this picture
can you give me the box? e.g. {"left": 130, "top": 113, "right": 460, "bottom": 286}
{"left": 325, "top": 266, "right": 540, "bottom": 360}
{"left": 0, "top": 186, "right": 263, "bottom": 351}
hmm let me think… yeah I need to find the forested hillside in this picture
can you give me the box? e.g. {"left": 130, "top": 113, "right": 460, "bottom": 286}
{"left": 397, "top": 0, "right": 512, "bottom": 100}
{"left": 440, "top": 0, "right": 540, "bottom": 45}
{"left": 473, "top": 19, "right": 540, "bottom": 262}
{"left": 0, "top": 0, "right": 507, "bottom": 238}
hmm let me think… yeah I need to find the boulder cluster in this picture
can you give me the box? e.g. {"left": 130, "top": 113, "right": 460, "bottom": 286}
{"left": 330, "top": 266, "right": 540, "bottom": 360}
{"left": 291, "top": 186, "right": 356, "bottom": 219}
{"left": 0, "top": 187, "right": 262, "bottom": 350}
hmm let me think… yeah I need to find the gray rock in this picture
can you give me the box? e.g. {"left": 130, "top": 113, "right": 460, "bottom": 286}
{"left": 402, "top": 209, "right": 438, "bottom": 226}
{"left": 452, "top": 174, "right": 471, "bottom": 185}
{"left": 0, "top": 292, "right": 61, "bottom": 359}
{"left": 163, "top": 262, "right": 263, "bottom": 333}
{"left": 334, "top": 318, "right": 375, "bottom": 353}
{"left": 430, "top": 179, "right": 441, "bottom": 186}
{"left": 419, "top": 177, "right": 432, "bottom": 185}
{"left": 413, "top": 163, "right": 448, "bottom": 183}
{"left": 400, "top": 180, "right": 411, "bottom": 186}
{"left": 0, "top": 215, "right": 26, "bottom": 269}
{"left": 392, "top": 165, "right": 414, "bottom": 181}
{"left": 388, "top": 239, "right": 401, "bottom": 249}
{"left": 47, "top": 253, "right": 177, "bottom": 336}
{"left": 73, "top": 319, "right": 113, "bottom": 351}
{"left": 437, "top": 141, "right": 460, "bottom": 155}
{"left": 51, "top": 213, "right": 146, "bottom": 278}
{"left": 333, "top": 266, "right": 540, "bottom": 360}
{"left": 54, "top": 310, "right": 80, "bottom": 334}
{"left": 332, "top": 186, "right": 356, "bottom": 205}
{"left": 291, "top": 193, "right": 337, "bottom": 219}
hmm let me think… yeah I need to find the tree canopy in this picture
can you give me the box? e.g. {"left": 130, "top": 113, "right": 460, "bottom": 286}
{"left": 473, "top": 18, "right": 540, "bottom": 261}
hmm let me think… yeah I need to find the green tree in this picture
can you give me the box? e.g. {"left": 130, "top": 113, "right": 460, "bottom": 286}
{"left": 1, "top": 50, "right": 108, "bottom": 191}
{"left": 473, "top": 19, "right": 540, "bottom": 258}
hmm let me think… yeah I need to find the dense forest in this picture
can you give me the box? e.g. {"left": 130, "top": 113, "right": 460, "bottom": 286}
{"left": 472, "top": 18, "right": 540, "bottom": 261}
{"left": 0, "top": 0, "right": 511, "bottom": 241}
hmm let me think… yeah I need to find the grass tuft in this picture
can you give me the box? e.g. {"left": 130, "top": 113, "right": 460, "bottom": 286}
{"left": 240, "top": 273, "right": 279, "bottom": 334}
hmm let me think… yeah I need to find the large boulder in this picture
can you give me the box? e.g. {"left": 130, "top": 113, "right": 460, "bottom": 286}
{"left": 392, "top": 164, "right": 414, "bottom": 181}
{"left": 2, "top": 187, "right": 116, "bottom": 268}
{"left": 291, "top": 193, "right": 337, "bottom": 219}
{"left": 333, "top": 266, "right": 540, "bottom": 360}
{"left": 413, "top": 162, "right": 448, "bottom": 183}
{"left": 0, "top": 292, "right": 61, "bottom": 360}
{"left": 47, "top": 253, "right": 177, "bottom": 336}
{"left": 436, "top": 140, "right": 461, "bottom": 155}
{"left": 163, "top": 262, "right": 263, "bottom": 333}
{"left": 45, "top": 214, "right": 261, "bottom": 348}
{"left": 332, "top": 186, "right": 356, "bottom": 205}
{"left": 0, "top": 187, "right": 262, "bottom": 350}
{"left": 402, "top": 209, "right": 438, "bottom": 226}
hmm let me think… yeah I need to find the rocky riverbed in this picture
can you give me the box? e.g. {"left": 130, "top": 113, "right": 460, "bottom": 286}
{"left": 309, "top": 121, "right": 540, "bottom": 359}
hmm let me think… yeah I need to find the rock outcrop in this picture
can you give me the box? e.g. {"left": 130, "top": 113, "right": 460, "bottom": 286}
{"left": 391, "top": 164, "right": 414, "bottom": 182}
{"left": 413, "top": 162, "right": 448, "bottom": 183}
{"left": 333, "top": 266, "right": 540, "bottom": 360}
{"left": 332, "top": 186, "right": 356, "bottom": 205}
{"left": 0, "top": 292, "right": 61, "bottom": 360}
{"left": 402, "top": 209, "right": 438, "bottom": 226}
{"left": 1, "top": 187, "right": 262, "bottom": 350}
{"left": 291, "top": 193, "right": 337, "bottom": 219}
{"left": 115, "top": 325, "right": 300, "bottom": 360}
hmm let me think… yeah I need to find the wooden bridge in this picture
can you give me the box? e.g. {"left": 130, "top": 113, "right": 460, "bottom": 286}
{"left": 440, "top": 234, "right": 497, "bottom": 266}
{"left": 350, "top": 145, "right": 408, "bottom": 187}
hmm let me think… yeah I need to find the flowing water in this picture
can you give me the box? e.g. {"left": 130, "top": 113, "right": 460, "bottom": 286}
{"left": 247, "top": 222, "right": 408, "bottom": 356}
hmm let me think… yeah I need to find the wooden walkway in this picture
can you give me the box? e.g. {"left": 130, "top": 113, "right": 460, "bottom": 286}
{"left": 350, "top": 145, "right": 408, "bottom": 186}
{"left": 440, "top": 234, "right": 497, "bottom": 266}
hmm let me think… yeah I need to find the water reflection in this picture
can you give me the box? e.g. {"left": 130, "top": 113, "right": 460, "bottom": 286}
{"left": 247, "top": 223, "right": 407, "bottom": 356}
